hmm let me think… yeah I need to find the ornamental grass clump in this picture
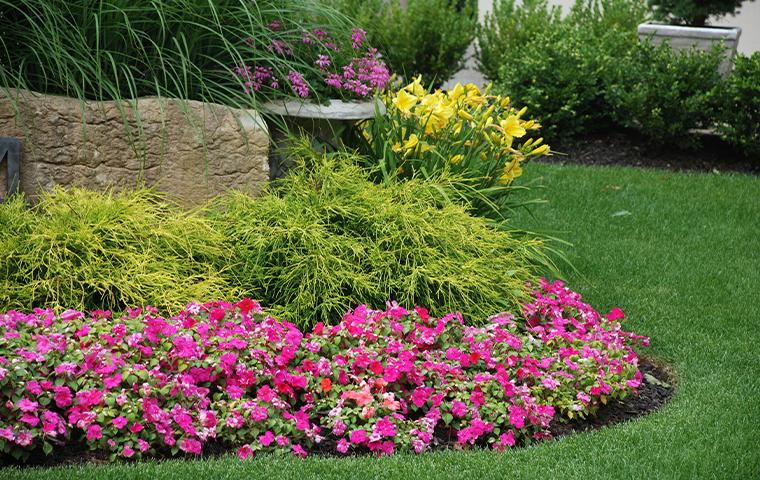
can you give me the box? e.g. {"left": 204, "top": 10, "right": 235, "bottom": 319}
{"left": 209, "top": 150, "right": 545, "bottom": 327}
{"left": 0, "top": 0, "right": 356, "bottom": 106}
{"left": 0, "top": 280, "right": 649, "bottom": 461}
{"left": 356, "top": 77, "right": 550, "bottom": 221}
{"left": 0, "top": 188, "right": 233, "bottom": 313}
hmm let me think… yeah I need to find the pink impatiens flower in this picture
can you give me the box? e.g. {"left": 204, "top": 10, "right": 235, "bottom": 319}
{"left": 509, "top": 405, "right": 527, "bottom": 429}
{"left": 349, "top": 429, "right": 368, "bottom": 444}
{"left": 179, "top": 438, "right": 202, "bottom": 455}
{"left": 451, "top": 400, "right": 468, "bottom": 418}
{"left": 112, "top": 416, "right": 128, "bottom": 429}
{"left": 16, "top": 398, "right": 38, "bottom": 413}
{"left": 607, "top": 307, "right": 625, "bottom": 321}
{"left": 259, "top": 430, "right": 275, "bottom": 447}
{"left": 238, "top": 444, "right": 253, "bottom": 460}
{"left": 86, "top": 424, "right": 103, "bottom": 441}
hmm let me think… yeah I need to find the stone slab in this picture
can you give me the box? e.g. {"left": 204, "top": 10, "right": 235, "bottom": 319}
{"left": 0, "top": 89, "right": 269, "bottom": 207}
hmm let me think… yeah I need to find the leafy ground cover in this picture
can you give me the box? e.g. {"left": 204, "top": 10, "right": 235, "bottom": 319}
{"left": 3, "top": 162, "right": 759, "bottom": 478}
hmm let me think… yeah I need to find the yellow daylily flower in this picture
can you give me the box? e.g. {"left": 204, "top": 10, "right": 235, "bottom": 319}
{"left": 500, "top": 96, "right": 511, "bottom": 109}
{"left": 448, "top": 83, "right": 466, "bottom": 102}
{"left": 393, "top": 89, "right": 418, "bottom": 115}
{"left": 458, "top": 110, "right": 474, "bottom": 121}
{"left": 499, "top": 158, "right": 523, "bottom": 184}
{"left": 530, "top": 144, "right": 550, "bottom": 156}
{"left": 400, "top": 133, "right": 420, "bottom": 152}
{"left": 450, "top": 154, "right": 464, "bottom": 164}
{"left": 404, "top": 75, "right": 426, "bottom": 97}
{"left": 419, "top": 142, "right": 434, "bottom": 153}
{"left": 500, "top": 115, "right": 527, "bottom": 139}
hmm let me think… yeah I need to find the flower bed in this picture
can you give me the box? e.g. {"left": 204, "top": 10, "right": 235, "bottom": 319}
{"left": 0, "top": 280, "right": 648, "bottom": 463}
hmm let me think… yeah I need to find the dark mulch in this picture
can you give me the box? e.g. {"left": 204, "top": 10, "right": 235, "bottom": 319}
{"left": 3, "top": 357, "right": 675, "bottom": 468}
{"left": 543, "top": 131, "right": 760, "bottom": 175}
{"left": 550, "top": 357, "right": 675, "bottom": 438}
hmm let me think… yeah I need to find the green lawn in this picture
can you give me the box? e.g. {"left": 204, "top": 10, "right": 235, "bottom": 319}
{"left": 3, "top": 162, "right": 759, "bottom": 479}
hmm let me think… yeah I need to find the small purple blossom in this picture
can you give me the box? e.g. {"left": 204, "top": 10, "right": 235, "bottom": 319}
{"left": 287, "top": 71, "right": 310, "bottom": 98}
{"left": 315, "top": 54, "right": 331, "bottom": 69}
{"left": 351, "top": 28, "right": 366, "bottom": 49}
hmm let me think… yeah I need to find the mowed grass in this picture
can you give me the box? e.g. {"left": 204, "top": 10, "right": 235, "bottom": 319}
{"left": 3, "top": 162, "right": 759, "bottom": 479}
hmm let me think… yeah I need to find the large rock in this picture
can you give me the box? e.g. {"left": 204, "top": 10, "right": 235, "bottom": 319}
{"left": 0, "top": 89, "right": 268, "bottom": 207}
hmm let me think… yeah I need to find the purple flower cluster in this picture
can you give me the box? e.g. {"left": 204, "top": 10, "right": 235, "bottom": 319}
{"left": 233, "top": 25, "right": 389, "bottom": 100}
{"left": 325, "top": 49, "right": 390, "bottom": 98}
{"left": 287, "top": 71, "right": 310, "bottom": 98}
{"left": 233, "top": 65, "right": 279, "bottom": 94}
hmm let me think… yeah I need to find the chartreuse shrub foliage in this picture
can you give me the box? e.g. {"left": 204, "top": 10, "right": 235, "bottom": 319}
{"left": 0, "top": 188, "right": 233, "bottom": 313}
{"left": 209, "top": 149, "right": 545, "bottom": 327}
{"left": 0, "top": 280, "right": 648, "bottom": 461}
{"left": 324, "top": 0, "right": 477, "bottom": 84}
{"left": 356, "top": 76, "right": 550, "bottom": 221}
{"left": 479, "top": 0, "right": 648, "bottom": 139}
{"left": 717, "top": 53, "right": 760, "bottom": 158}
{"left": 604, "top": 42, "right": 723, "bottom": 146}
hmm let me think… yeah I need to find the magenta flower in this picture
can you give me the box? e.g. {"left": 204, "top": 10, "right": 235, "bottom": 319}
{"left": 122, "top": 445, "right": 135, "bottom": 458}
{"left": 287, "top": 71, "right": 310, "bottom": 98}
{"left": 180, "top": 438, "right": 202, "bottom": 455}
{"left": 16, "top": 398, "right": 38, "bottom": 413}
{"left": 315, "top": 54, "right": 331, "bottom": 69}
{"left": 351, "top": 28, "right": 366, "bottom": 49}
{"left": 15, "top": 431, "right": 33, "bottom": 447}
{"left": 607, "top": 307, "right": 625, "bottom": 321}
{"left": 86, "top": 424, "right": 103, "bottom": 441}
{"left": 259, "top": 430, "right": 275, "bottom": 447}
{"left": 349, "top": 429, "right": 368, "bottom": 444}
{"left": 238, "top": 444, "right": 253, "bottom": 460}
{"left": 112, "top": 416, "right": 128, "bottom": 429}
{"left": 336, "top": 438, "right": 349, "bottom": 453}
{"left": 509, "top": 405, "right": 527, "bottom": 429}
{"left": 0, "top": 428, "right": 14, "bottom": 441}
{"left": 292, "top": 444, "right": 307, "bottom": 458}
{"left": 451, "top": 400, "right": 468, "bottom": 418}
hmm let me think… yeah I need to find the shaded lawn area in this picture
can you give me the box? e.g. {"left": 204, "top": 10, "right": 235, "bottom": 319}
{"left": 3, "top": 163, "right": 759, "bottom": 479}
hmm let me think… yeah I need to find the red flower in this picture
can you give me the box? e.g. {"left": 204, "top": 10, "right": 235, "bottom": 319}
{"left": 320, "top": 378, "right": 332, "bottom": 393}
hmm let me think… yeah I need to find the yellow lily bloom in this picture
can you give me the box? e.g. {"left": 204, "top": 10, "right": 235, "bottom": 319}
{"left": 530, "top": 144, "right": 550, "bottom": 156}
{"left": 458, "top": 110, "right": 474, "bottom": 121}
{"left": 393, "top": 89, "right": 418, "bottom": 115}
{"left": 450, "top": 154, "right": 464, "bottom": 164}
{"left": 500, "top": 115, "right": 527, "bottom": 139}
{"left": 448, "top": 83, "right": 466, "bottom": 102}
{"left": 402, "top": 133, "right": 420, "bottom": 151}
{"left": 499, "top": 158, "right": 523, "bottom": 184}
{"left": 404, "top": 75, "right": 426, "bottom": 97}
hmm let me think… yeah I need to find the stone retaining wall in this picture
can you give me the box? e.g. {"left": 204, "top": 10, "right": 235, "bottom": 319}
{"left": 0, "top": 89, "right": 269, "bottom": 207}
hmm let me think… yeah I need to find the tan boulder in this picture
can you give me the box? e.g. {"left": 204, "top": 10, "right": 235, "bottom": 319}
{"left": 0, "top": 89, "right": 269, "bottom": 207}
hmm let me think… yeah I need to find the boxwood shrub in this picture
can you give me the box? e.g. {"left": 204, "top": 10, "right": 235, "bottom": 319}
{"left": 717, "top": 52, "right": 760, "bottom": 159}
{"left": 604, "top": 41, "right": 723, "bottom": 147}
